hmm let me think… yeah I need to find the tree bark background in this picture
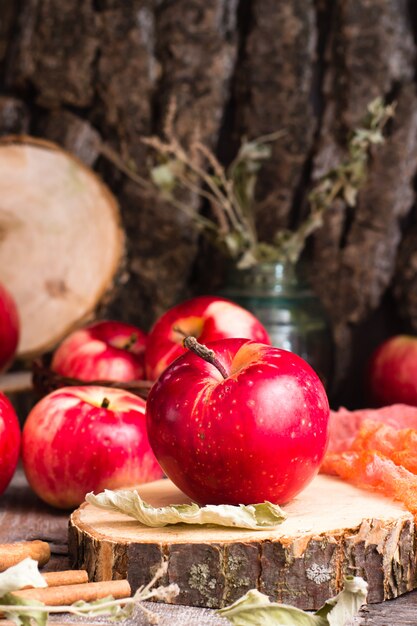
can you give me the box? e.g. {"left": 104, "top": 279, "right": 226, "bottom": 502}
{"left": 1, "top": 0, "right": 417, "bottom": 407}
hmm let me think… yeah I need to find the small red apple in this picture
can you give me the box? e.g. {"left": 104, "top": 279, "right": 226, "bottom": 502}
{"left": 51, "top": 320, "right": 147, "bottom": 382}
{"left": 0, "top": 282, "right": 19, "bottom": 372}
{"left": 146, "top": 337, "right": 329, "bottom": 505}
{"left": 22, "top": 386, "right": 163, "bottom": 508}
{"left": 367, "top": 335, "right": 417, "bottom": 406}
{"left": 145, "top": 296, "right": 270, "bottom": 381}
{"left": 0, "top": 391, "right": 20, "bottom": 495}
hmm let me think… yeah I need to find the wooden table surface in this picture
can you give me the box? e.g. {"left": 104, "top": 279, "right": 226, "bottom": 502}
{"left": 2, "top": 468, "right": 417, "bottom": 626}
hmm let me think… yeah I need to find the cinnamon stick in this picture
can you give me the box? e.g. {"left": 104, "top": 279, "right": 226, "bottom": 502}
{"left": 12, "top": 580, "right": 131, "bottom": 605}
{"left": 0, "top": 541, "right": 50, "bottom": 571}
{"left": 25, "top": 570, "right": 89, "bottom": 589}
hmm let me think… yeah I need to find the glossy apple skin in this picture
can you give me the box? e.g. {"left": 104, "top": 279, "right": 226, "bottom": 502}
{"left": 51, "top": 320, "right": 147, "bottom": 382}
{"left": 367, "top": 335, "right": 417, "bottom": 406}
{"left": 0, "top": 283, "right": 19, "bottom": 372}
{"left": 22, "top": 386, "right": 163, "bottom": 508}
{"left": 145, "top": 296, "right": 270, "bottom": 381}
{"left": 146, "top": 338, "right": 329, "bottom": 505}
{"left": 0, "top": 392, "right": 20, "bottom": 495}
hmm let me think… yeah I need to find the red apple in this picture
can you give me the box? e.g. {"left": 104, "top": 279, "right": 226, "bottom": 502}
{"left": 22, "top": 386, "right": 163, "bottom": 508}
{"left": 51, "top": 320, "right": 147, "bottom": 382}
{"left": 0, "top": 282, "right": 19, "bottom": 372}
{"left": 0, "top": 391, "right": 20, "bottom": 495}
{"left": 146, "top": 337, "right": 329, "bottom": 505}
{"left": 145, "top": 296, "right": 270, "bottom": 381}
{"left": 367, "top": 335, "right": 417, "bottom": 406}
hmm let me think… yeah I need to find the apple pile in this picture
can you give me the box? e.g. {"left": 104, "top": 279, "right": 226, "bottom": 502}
{"left": 49, "top": 296, "right": 270, "bottom": 384}
{"left": 18, "top": 295, "right": 275, "bottom": 508}
{"left": 1, "top": 293, "right": 330, "bottom": 510}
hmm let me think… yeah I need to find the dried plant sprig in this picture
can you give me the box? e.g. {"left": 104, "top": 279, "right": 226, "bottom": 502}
{"left": 101, "top": 97, "right": 394, "bottom": 269}
{"left": 274, "top": 97, "right": 396, "bottom": 263}
{"left": 100, "top": 142, "right": 217, "bottom": 233}
{"left": 140, "top": 125, "right": 284, "bottom": 267}
{"left": 142, "top": 134, "right": 247, "bottom": 237}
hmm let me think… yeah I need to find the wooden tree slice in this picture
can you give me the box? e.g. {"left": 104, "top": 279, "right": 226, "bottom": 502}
{"left": 0, "top": 136, "right": 124, "bottom": 358}
{"left": 69, "top": 475, "right": 417, "bottom": 610}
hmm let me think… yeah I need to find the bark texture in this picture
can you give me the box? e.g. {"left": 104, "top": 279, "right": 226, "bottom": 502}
{"left": 1, "top": 0, "right": 417, "bottom": 403}
{"left": 310, "top": 0, "right": 417, "bottom": 393}
{"left": 232, "top": 0, "right": 317, "bottom": 238}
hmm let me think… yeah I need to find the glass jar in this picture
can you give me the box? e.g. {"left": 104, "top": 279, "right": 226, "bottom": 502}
{"left": 219, "top": 261, "right": 334, "bottom": 391}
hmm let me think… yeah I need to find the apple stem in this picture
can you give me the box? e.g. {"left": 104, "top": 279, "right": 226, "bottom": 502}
{"left": 122, "top": 332, "right": 138, "bottom": 351}
{"left": 101, "top": 397, "right": 110, "bottom": 409}
{"left": 183, "top": 336, "right": 228, "bottom": 379}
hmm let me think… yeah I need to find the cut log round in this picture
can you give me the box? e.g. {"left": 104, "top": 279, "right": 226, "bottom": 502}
{"left": 68, "top": 475, "right": 417, "bottom": 610}
{"left": 0, "top": 136, "right": 124, "bottom": 358}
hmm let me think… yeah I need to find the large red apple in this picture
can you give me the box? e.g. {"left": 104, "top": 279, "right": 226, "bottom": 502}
{"left": 145, "top": 296, "right": 270, "bottom": 381}
{"left": 51, "top": 320, "right": 147, "bottom": 382}
{"left": 22, "top": 386, "right": 163, "bottom": 508}
{"left": 0, "top": 282, "right": 19, "bottom": 372}
{"left": 0, "top": 391, "right": 20, "bottom": 495}
{"left": 146, "top": 337, "right": 329, "bottom": 505}
{"left": 367, "top": 335, "right": 417, "bottom": 406}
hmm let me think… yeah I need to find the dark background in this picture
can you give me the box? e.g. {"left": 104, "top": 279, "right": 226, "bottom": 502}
{"left": 1, "top": 0, "right": 417, "bottom": 408}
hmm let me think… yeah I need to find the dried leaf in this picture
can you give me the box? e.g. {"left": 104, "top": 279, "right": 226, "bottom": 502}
{"left": 0, "top": 559, "right": 48, "bottom": 626}
{"left": 316, "top": 576, "right": 368, "bottom": 626}
{"left": 0, "top": 593, "right": 48, "bottom": 626}
{"left": 343, "top": 184, "right": 358, "bottom": 207}
{"left": 70, "top": 596, "right": 134, "bottom": 621}
{"left": 150, "top": 163, "right": 177, "bottom": 192}
{"left": 86, "top": 489, "right": 286, "bottom": 529}
{"left": 217, "top": 590, "right": 322, "bottom": 626}
{"left": 0, "top": 559, "right": 47, "bottom": 596}
{"left": 217, "top": 576, "right": 367, "bottom": 626}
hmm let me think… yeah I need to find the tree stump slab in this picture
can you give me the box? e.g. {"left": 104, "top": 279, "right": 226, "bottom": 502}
{"left": 0, "top": 136, "right": 124, "bottom": 358}
{"left": 68, "top": 475, "right": 416, "bottom": 610}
